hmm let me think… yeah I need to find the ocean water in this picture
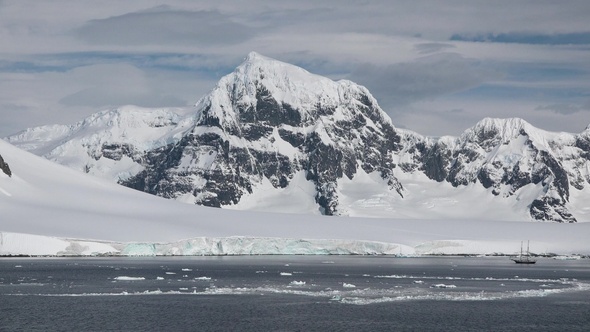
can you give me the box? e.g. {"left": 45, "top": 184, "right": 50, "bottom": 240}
{"left": 1, "top": 256, "right": 589, "bottom": 331}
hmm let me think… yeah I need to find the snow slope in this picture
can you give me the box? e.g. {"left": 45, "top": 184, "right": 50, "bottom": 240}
{"left": 1, "top": 139, "right": 589, "bottom": 256}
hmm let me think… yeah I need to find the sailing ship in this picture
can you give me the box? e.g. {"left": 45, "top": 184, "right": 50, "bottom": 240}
{"left": 510, "top": 241, "right": 537, "bottom": 264}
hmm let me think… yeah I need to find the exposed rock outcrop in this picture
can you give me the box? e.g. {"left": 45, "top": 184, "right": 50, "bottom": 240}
{"left": 0, "top": 154, "right": 11, "bottom": 177}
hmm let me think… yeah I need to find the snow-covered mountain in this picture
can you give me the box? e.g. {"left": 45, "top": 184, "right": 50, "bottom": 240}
{"left": 2, "top": 138, "right": 589, "bottom": 256}
{"left": 6, "top": 106, "right": 196, "bottom": 182}
{"left": 397, "top": 118, "right": 590, "bottom": 222}
{"left": 123, "top": 52, "right": 404, "bottom": 215}
{"left": 6, "top": 52, "right": 590, "bottom": 222}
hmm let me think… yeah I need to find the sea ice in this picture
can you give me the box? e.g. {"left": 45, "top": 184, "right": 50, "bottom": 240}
{"left": 194, "top": 277, "right": 211, "bottom": 281}
{"left": 289, "top": 281, "right": 306, "bottom": 286}
{"left": 430, "top": 284, "right": 457, "bottom": 288}
{"left": 114, "top": 276, "right": 145, "bottom": 281}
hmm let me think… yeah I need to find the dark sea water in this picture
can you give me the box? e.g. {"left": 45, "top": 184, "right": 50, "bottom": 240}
{"left": 1, "top": 256, "right": 589, "bottom": 331}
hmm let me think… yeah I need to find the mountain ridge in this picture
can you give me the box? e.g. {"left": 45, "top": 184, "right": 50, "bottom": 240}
{"left": 3, "top": 137, "right": 590, "bottom": 256}
{"left": 5, "top": 53, "right": 590, "bottom": 222}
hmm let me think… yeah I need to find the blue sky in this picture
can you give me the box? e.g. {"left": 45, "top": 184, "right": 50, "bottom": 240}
{"left": 1, "top": 0, "right": 590, "bottom": 137}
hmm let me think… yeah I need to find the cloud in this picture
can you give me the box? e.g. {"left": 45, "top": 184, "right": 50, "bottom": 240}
{"left": 57, "top": 64, "right": 181, "bottom": 107}
{"left": 348, "top": 53, "right": 503, "bottom": 109}
{"left": 415, "top": 43, "right": 456, "bottom": 54}
{"left": 535, "top": 101, "right": 590, "bottom": 115}
{"left": 450, "top": 32, "right": 590, "bottom": 45}
{"left": 0, "top": 52, "right": 240, "bottom": 80}
{"left": 74, "top": 7, "right": 257, "bottom": 46}
{"left": 0, "top": 102, "right": 34, "bottom": 137}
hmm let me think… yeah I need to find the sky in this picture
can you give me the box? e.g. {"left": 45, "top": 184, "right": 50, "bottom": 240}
{"left": 1, "top": 0, "right": 590, "bottom": 137}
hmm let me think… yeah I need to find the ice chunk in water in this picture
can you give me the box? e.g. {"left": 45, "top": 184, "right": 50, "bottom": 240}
{"left": 114, "top": 276, "right": 145, "bottom": 281}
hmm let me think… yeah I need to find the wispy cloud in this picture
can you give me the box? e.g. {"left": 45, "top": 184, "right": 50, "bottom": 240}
{"left": 74, "top": 7, "right": 258, "bottom": 46}
{"left": 414, "top": 43, "right": 456, "bottom": 54}
{"left": 349, "top": 53, "right": 504, "bottom": 107}
{"left": 450, "top": 32, "right": 590, "bottom": 45}
{"left": 0, "top": 52, "right": 236, "bottom": 75}
{"left": 536, "top": 100, "right": 590, "bottom": 115}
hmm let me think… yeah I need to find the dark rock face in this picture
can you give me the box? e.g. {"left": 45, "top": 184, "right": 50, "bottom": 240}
{"left": 530, "top": 197, "right": 576, "bottom": 223}
{"left": 100, "top": 143, "right": 142, "bottom": 162}
{"left": 124, "top": 132, "right": 268, "bottom": 208}
{"left": 0, "top": 154, "right": 11, "bottom": 177}
{"left": 242, "top": 86, "right": 302, "bottom": 127}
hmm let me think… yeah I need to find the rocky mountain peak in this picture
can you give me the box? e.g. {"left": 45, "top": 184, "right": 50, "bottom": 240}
{"left": 195, "top": 52, "right": 390, "bottom": 134}
{"left": 245, "top": 51, "right": 264, "bottom": 61}
{"left": 464, "top": 117, "right": 532, "bottom": 145}
{"left": 126, "top": 53, "right": 404, "bottom": 215}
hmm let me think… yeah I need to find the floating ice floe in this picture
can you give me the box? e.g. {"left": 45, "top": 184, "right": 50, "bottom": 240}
{"left": 114, "top": 276, "right": 145, "bottom": 281}
{"left": 280, "top": 272, "right": 292, "bottom": 276}
{"left": 343, "top": 283, "right": 356, "bottom": 288}
{"left": 289, "top": 281, "right": 306, "bottom": 286}
{"left": 430, "top": 284, "right": 457, "bottom": 288}
{"left": 194, "top": 276, "right": 211, "bottom": 281}
{"left": 553, "top": 255, "right": 581, "bottom": 260}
